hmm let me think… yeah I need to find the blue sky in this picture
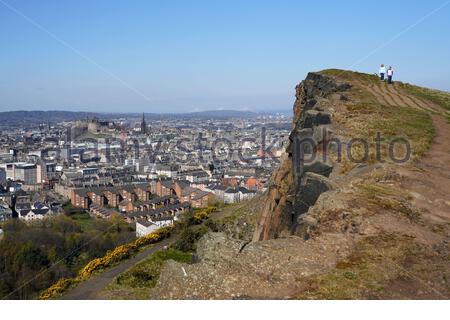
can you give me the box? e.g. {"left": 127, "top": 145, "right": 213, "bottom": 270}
{"left": 1, "top": 0, "right": 449, "bottom": 113}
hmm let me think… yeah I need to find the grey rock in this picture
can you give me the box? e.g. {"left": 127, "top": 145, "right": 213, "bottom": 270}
{"left": 304, "top": 161, "right": 333, "bottom": 177}
{"left": 312, "top": 124, "right": 332, "bottom": 145}
{"left": 293, "top": 172, "right": 336, "bottom": 218}
{"left": 303, "top": 110, "right": 331, "bottom": 128}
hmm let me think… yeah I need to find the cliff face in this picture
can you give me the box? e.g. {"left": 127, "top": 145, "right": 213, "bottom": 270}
{"left": 253, "top": 72, "right": 351, "bottom": 241}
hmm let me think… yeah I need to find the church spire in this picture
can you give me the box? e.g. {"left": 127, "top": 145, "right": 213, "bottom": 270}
{"left": 141, "top": 112, "right": 146, "bottom": 134}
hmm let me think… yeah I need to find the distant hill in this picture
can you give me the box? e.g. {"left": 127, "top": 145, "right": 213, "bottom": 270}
{"left": 160, "top": 110, "right": 257, "bottom": 119}
{"left": 0, "top": 110, "right": 112, "bottom": 127}
{"left": 0, "top": 109, "right": 288, "bottom": 127}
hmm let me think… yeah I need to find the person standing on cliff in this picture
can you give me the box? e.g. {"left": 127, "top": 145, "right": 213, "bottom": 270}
{"left": 379, "top": 64, "right": 386, "bottom": 80}
{"left": 387, "top": 66, "right": 394, "bottom": 84}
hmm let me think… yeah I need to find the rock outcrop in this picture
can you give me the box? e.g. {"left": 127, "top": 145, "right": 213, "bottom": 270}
{"left": 151, "top": 231, "right": 352, "bottom": 299}
{"left": 253, "top": 72, "right": 351, "bottom": 241}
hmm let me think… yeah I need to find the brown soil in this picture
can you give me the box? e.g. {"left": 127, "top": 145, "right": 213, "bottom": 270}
{"left": 399, "top": 115, "right": 450, "bottom": 225}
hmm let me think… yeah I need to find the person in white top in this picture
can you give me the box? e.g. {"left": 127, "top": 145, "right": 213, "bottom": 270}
{"left": 379, "top": 64, "right": 386, "bottom": 80}
{"left": 387, "top": 66, "right": 394, "bottom": 84}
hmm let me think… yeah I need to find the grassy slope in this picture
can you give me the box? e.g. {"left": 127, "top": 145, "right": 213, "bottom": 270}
{"left": 101, "top": 249, "right": 192, "bottom": 299}
{"left": 99, "top": 200, "right": 258, "bottom": 299}
{"left": 399, "top": 82, "right": 450, "bottom": 124}
{"left": 320, "top": 69, "right": 436, "bottom": 165}
{"left": 399, "top": 82, "right": 450, "bottom": 112}
{"left": 296, "top": 233, "right": 449, "bottom": 299}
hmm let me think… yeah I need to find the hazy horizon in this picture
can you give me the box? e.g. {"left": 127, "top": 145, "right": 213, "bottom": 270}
{"left": 1, "top": 0, "right": 450, "bottom": 113}
{"left": 0, "top": 107, "right": 292, "bottom": 114}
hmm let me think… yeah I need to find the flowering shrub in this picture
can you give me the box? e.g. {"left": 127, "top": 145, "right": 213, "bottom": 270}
{"left": 39, "top": 207, "right": 215, "bottom": 300}
{"left": 77, "top": 258, "right": 105, "bottom": 280}
{"left": 192, "top": 206, "right": 217, "bottom": 224}
{"left": 38, "top": 278, "right": 76, "bottom": 300}
{"left": 134, "top": 232, "right": 160, "bottom": 247}
{"left": 39, "top": 225, "right": 174, "bottom": 299}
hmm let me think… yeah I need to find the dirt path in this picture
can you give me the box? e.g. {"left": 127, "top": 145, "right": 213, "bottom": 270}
{"left": 391, "top": 82, "right": 442, "bottom": 112}
{"left": 62, "top": 237, "right": 174, "bottom": 300}
{"left": 363, "top": 82, "right": 392, "bottom": 106}
{"left": 375, "top": 82, "right": 406, "bottom": 107}
{"left": 399, "top": 115, "right": 450, "bottom": 224}
{"left": 61, "top": 205, "right": 236, "bottom": 300}
{"left": 355, "top": 79, "right": 442, "bottom": 114}
{"left": 386, "top": 83, "right": 421, "bottom": 109}
{"left": 353, "top": 79, "right": 393, "bottom": 107}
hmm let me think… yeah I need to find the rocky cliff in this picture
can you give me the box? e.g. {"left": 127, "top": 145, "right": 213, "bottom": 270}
{"left": 253, "top": 72, "right": 351, "bottom": 241}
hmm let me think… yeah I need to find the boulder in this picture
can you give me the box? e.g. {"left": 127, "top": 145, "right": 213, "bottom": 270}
{"left": 303, "top": 110, "right": 332, "bottom": 128}
{"left": 293, "top": 172, "right": 336, "bottom": 215}
{"left": 303, "top": 161, "right": 333, "bottom": 177}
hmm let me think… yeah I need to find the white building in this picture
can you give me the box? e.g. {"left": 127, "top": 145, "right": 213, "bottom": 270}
{"left": 17, "top": 202, "right": 52, "bottom": 222}
{"left": 153, "top": 164, "right": 179, "bottom": 178}
{"left": 135, "top": 217, "right": 174, "bottom": 237}
{"left": 0, "top": 162, "right": 26, "bottom": 180}
{"left": 14, "top": 164, "right": 37, "bottom": 184}
{"left": 223, "top": 186, "right": 256, "bottom": 204}
{"left": 183, "top": 170, "right": 209, "bottom": 183}
{"left": 224, "top": 187, "right": 240, "bottom": 204}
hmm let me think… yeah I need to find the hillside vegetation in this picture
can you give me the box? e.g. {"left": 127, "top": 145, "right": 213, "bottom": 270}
{"left": 0, "top": 214, "right": 134, "bottom": 299}
{"left": 321, "top": 69, "right": 436, "bottom": 162}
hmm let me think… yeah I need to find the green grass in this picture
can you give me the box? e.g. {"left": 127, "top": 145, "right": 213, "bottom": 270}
{"left": 69, "top": 212, "right": 93, "bottom": 229}
{"left": 399, "top": 82, "right": 450, "bottom": 112}
{"left": 318, "top": 70, "right": 436, "bottom": 163}
{"left": 320, "top": 69, "right": 380, "bottom": 84}
{"left": 296, "top": 233, "right": 442, "bottom": 299}
{"left": 98, "top": 200, "right": 259, "bottom": 299}
{"left": 321, "top": 69, "right": 450, "bottom": 113}
{"left": 172, "top": 225, "right": 208, "bottom": 252}
{"left": 358, "top": 182, "right": 420, "bottom": 222}
{"left": 368, "top": 105, "right": 435, "bottom": 159}
{"left": 102, "top": 249, "right": 192, "bottom": 299}
{"left": 75, "top": 131, "right": 112, "bottom": 141}
{"left": 62, "top": 202, "right": 85, "bottom": 215}
{"left": 335, "top": 100, "right": 435, "bottom": 168}
{"left": 213, "top": 197, "right": 260, "bottom": 240}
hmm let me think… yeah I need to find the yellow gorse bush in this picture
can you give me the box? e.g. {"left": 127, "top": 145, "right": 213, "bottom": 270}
{"left": 39, "top": 225, "right": 173, "bottom": 299}
{"left": 38, "top": 278, "right": 76, "bottom": 300}
{"left": 193, "top": 206, "right": 216, "bottom": 224}
{"left": 39, "top": 207, "right": 216, "bottom": 299}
